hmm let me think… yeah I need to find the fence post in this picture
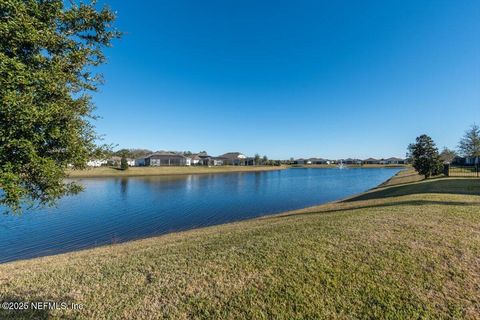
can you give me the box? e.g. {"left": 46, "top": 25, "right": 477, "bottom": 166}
{"left": 443, "top": 163, "right": 450, "bottom": 177}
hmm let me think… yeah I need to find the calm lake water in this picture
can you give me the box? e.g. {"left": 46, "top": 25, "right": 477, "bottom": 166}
{"left": 0, "top": 168, "right": 400, "bottom": 263}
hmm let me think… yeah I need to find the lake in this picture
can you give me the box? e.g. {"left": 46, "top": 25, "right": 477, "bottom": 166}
{"left": 0, "top": 168, "right": 401, "bottom": 263}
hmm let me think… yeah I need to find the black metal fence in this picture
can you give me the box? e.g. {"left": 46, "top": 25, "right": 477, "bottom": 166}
{"left": 445, "top": 164, "right": 480, "bottom": 177}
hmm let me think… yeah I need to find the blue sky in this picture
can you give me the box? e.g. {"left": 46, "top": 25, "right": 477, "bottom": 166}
{"left": 92, "top": 0, "right": 480, "bottom": 159}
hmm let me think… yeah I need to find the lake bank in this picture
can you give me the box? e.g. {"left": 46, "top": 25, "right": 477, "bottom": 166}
{"left": 67, "top": 164, "right": 409, "bottom": 178}
{"left": 67, "top": 165, "right": 288, "bottom": 178}
{"left": 0, "top": 168, "right": 400, "bottom": 263}
{"left": 1, "top": 174, "right": 478, "bottom": 318}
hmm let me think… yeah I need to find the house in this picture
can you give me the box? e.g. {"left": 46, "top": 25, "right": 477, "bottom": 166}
{"left": 211, "top": 157, "right": 225, "bottom": 166}
{"left": 465, "top": 156, "right": 480, "bottom": 165}
{"left": 86, "top": 159, "right": 107, "bottom": 167}
{"left": 295, "top": 158, "right": 306, "bottom": 165}
{"left": 385, "top": 157, "right": 405, "bottom": 165}
{"left": 107, "top": 156, "right": 121, "bottom": 166}
{"left": 245, "top": 157, "right": 256, "bottom": 166}
{"left": 363, "top": 158, "right": 380, "bottom": 165}
{"left": 127, "top": 158, "right": 135, "bottom": 166}
{"left": 309, "top": 158, "right": 329, "bottom": 165}
{"left": 138, "top": 152, "right": 191, "bottom": 166}
{"left": 197, "top": 152, "right": 214, "bottom": 165}
{"left": 219, "top": 152, "right": 247, "bottom": 165}
{"left": 190, "top": 154, "right": 202, "bottom": 165}
{"left": 135, "top": 157, "right": 146, "bottom": 166}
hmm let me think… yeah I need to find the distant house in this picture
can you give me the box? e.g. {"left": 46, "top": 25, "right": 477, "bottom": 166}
{"left": 127, "top": 159, "right": 135, "bottom": 166}
{"left": 107, "top": 156, "right": 121, "bottom": 166}
{"left": 309, "top": 158, "right": 328, "bottom": 165}
{"left": 208, "top": 157, "right": 225, "bottom": 166}
{"left": 245, "top": 157, "right": 256, "bottom": 166}
{"left": 190, "top": 154, "right": 202, "bottom": 165}
{"left": 87, "top": 159, "right": 107, "bottom": 167}
{"left": 135, "top": 157, "right": 146, "bottom": 166}
{"left": 138, "top": 152, "right": 191, "bottom": 166}
{"left": 385, "top": 157, "right": 405, "bottom": 165}
{"left": 219, "top": 152, "right": 247, "bottom": 165}
{"left": 197, "top": 152, "right": 214, "bottom": 165}
{"left": 295, "top": 158, "right": 306, "bottom": 165}
{"left": 363, "top": 158, "right": 380, "bottom": 165}
{"left": 465, "top": 156, "right": 480, "bottom": 165}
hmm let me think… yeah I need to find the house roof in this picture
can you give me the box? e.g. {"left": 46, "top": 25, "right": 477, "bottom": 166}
{"left": 386, "top": 157, "right": 404, "bottom": 161}
{"left": 363, "top": 158, "right": 379, "bottom": 161}
{"left": 145, "top": 152, "right": 187, "bottom": 159}
{"left": 220, "top": 152, "right": 246, "bottom": 159}
{"left": 190, "top": 154, "right": 202, "bottom": 160}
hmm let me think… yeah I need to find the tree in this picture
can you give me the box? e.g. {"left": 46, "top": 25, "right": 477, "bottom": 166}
{"left": 120, "top": 155, "right": 128, "bottom": 170}
{"left": 407, "top": 135, "right": 443, "bottom": 178}
{"left": 0, "top": 0, "right": 120, "bottom": 211}
{"left": 262, "top": 155, "right": 268, "bottom": 165}
{"left": 254, "top": 153, "right": 260, "bottom": 165}
{"left": 439, "top": 147, "right": 457, "bottom": 164}
{"left": 458, "top": 124, "right": 480, "bottom": 158}
{"left": 114, "top": 148, "right": 152, "bottom": 159}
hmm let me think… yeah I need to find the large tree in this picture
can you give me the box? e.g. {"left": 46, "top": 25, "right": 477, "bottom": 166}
{"left": 407, "top": 135, "right": 443, "bottom": 178}
{"left": 458, "top": 124, "right": 480, "bottom": 158}
{"left": 0, "top": 0, "right": 120, "bottom": 211}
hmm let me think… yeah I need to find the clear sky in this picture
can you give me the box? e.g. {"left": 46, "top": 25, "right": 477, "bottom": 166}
{"left": 92, "top": 0, "right": 480, "bottom": 159}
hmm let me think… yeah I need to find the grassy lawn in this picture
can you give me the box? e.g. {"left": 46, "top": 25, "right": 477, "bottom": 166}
{"left": 0, "top": 177, "right": 479, "bottom": 319}
{"left": 67, "top": 165, "right": 287, "bottom": 178}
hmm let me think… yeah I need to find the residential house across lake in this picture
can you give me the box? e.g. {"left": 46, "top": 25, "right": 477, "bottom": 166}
{"left": 363, "top": 158, "right": 380, "bottom": 165}
{"left": 293, "top": 157, "right": 407, "bottom": 166}
{"left": 131, "top": 151, "right": 250, "bottom": 167}
{"left": 135, "top": 152, "right": 191, "bottom": 166}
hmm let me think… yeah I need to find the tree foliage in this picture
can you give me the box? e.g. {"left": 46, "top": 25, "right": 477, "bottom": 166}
{"left": 0, "top": 0, "right": 120, "bottom": 211}
{"left": 120, "top": 155, "right": 128, "bottom": 170}
{"left": 407, "top": 135, "right": 443, "bottom": 178}
{"left": 439, "top": 147, "right": 457, "bottom": 164}
{"left": 113, "top": 148, "right": 152, "bottom": 160}
{"left": 458, "top": 124, "right": 480, "bottom": 158}
{"left": 254, "top": 153, "right": 260, "bottom": 165}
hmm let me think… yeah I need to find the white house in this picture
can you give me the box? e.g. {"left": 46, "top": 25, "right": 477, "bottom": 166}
{"left": 87, "top": 159, "right": 107, "bottom": 167}
{"left": 219, "top": 152, "right": 247, "bottom": 165}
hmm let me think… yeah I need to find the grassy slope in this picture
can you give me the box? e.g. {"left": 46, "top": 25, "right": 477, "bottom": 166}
{"left": 1, "top": 178, "right": 479, "bottom": 319}
{"left": 67, "top": 165, "right": 287, "bottom": 178}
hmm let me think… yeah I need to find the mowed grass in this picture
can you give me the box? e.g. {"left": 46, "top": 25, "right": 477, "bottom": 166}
{"left": 0, "top": 178, "right": 479, "bottom": 319}
{"left": 378, "top": 167, "right": 424, "bottom": 187}
{"left": 67, "top": 165, "right": 287, "bottom": 178}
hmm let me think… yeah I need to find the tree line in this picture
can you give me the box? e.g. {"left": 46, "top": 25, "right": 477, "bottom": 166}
{"left": 408, "top": 124, "right": 480, "bottom": 178}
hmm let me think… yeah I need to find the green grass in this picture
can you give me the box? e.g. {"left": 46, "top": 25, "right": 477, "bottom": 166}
{"left": 0, "top": 178, "right": 479, "bottom": 319}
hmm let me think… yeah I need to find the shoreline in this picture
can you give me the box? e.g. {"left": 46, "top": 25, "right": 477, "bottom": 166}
{"left": 1, "top": 176, "right": 478, "bottom": 318}
{"left": 67, "top": 165, "right": 288, "bottom": 178}
{"left": 67, "top": 164, "right": 410, "bottom": 178}
{"left": 4, "top": 167, "right": 411, "bottom": 265}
